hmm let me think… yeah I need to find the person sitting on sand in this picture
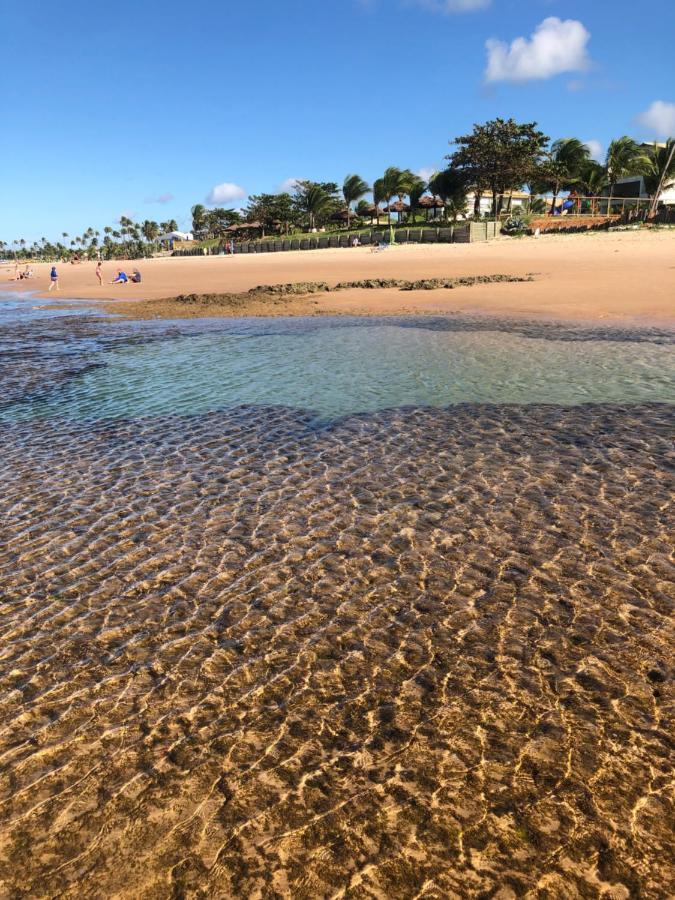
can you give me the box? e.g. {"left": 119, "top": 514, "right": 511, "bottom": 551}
{"left": 129, "top": 268, "right": 142, "bottom": 283}
{"left": 111, "top": 269, "right": 128, "bottom": 284}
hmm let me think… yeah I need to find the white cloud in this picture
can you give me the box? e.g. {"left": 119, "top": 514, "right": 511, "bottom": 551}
{"left": 417, "top": 167, "right": 438, "bottom": 182}
{"left": 145, "top": 192, "right": 174, "bottom": 204}
{"left": 485, "top": 17, "right": 591, "bottom": 83}
{"left": 585, "top": 140, "right": 603, "bottom": 162}
{"left": 278, "top": 177, "right": 304, "bottom": 193}
{"left": 206, "top": 182, "right": 247, "bottom": 205}
{"left": 407, "top": 0, "right": 491, "bottom": 11}
{"left": 636, "top": 101, "right": 675, "bottom": 138}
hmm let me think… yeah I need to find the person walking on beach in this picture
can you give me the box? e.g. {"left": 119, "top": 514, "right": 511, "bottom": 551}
{"left": 95, "top": 261, "right": 103, "bottom": 285}
{"left": 48, "top": 266, "right": 59, "bottom": 291}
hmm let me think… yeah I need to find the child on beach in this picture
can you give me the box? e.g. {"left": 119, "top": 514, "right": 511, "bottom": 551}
{"left": 111, "top": 270, "right": 128, "bottom": 284}
{"left": 95, "top": 261, "right": 102, "bottom": 285}
{"left": 48, "top": 266, "right": 59, "bottom": 291}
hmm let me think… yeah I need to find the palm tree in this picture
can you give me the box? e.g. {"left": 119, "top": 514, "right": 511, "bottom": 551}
{"left": 407, "top": 176, "right": 427, "bottom": 224}
{"left": 578, "top": 160, "right": 607, "bottom": 196}
{"left": 393, "top": 169, "right": 417, "bottom": 223}
{"left": 142, "top": 220, "right": 160, "bottom": 244}
{"left": 191, "top": 204, "right": 208, "bottom": 236}
{"left": 381, "top": 167, "right": 403, "bottom": 225}
{"left": 605, "top": 137, "right": 648, "bottom": 205}
{"left": 429, "top": 168, "right": 469, "bottom": 220}
{"left": 294, "top": 182, "right": 333, "bottom": 231}
{"left": 342, "top": 175, "right": 370, "bottom": 230}
{"left": 542, "top": 138, "right": 591, "bottom": 213}
{"left": 372, "top": 178, "right": 385, "bottom": 225}
{"left": 642, "top": 140, "right": 675, "bottom": 217}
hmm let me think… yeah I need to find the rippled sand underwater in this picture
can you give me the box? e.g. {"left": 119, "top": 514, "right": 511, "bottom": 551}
{"left": 0, "top": 310, "right": 674, "bottom": 898}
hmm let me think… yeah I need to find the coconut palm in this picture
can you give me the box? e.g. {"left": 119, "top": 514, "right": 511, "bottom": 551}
{"left": 407, "top": 176, "right": 427, "bottom": 224}
{"left": 538, "top": 138, "right": 591, "bottom": 212}
{"left": 191, "top": 204, "right": 208, "bottom": 236}
{"left": 642, "top": 140, "right": 675, "bottom": 216}
{"left": 578, "top": 160, "right": 607, "bottom": 197}
{"left": 605, "top": 137, "right": 648, "bottom": 204}
{"left": 381, "top": 167, "right": 403, "bottom": 225}
{"left": 293, "top": 182, "right": 333, "bottom": 231}
{"left": 372, "top": 178, "right": 385, "bottom": 225}
{"left": 428, "top": 168, "right": 469, "bottom": 219}
{"left": 342, "top": 175, "right": 370, "bottom": 229}
{"left": 142, "top": 220, "right": 160, "bottom": 243}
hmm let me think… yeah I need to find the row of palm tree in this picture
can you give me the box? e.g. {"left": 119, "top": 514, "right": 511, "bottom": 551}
{"left": 1, "top": 218, "right": 179, "bottom": 261}
{"left": 336, "top": 138, "right": 674, "bottom": 231}
{"left": 3, "top": 133, "right": 674, "bottom": 258}
{"left": 534, "top": 137, "right": 675, "bottom": 214}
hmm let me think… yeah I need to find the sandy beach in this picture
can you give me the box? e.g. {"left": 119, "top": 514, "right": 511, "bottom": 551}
{"left": 4, "top": 229, "right": 675, "bottom": 322}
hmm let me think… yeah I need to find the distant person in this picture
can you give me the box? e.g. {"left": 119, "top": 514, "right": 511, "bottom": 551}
{"left": 48, "top": 266, "right": 59, "bottom": 291}
{"left": 111, "top": 269, "right": 128, "bottom": 284}
{"left": 352, "top": 237, "right": 360, "bottom": 247}
{"left": 129, "top": 268, "right": 142, "bottom": 283}
{"left": 95, "top": 261, "right": 103, "bottom": 285}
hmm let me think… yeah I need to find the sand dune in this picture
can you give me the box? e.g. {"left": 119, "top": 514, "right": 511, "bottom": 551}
{"left": 4, "top": 229, "right": 675, "bottom": 321}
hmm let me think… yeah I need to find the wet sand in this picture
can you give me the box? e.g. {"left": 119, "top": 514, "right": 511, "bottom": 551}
{"left": 4, "top": 229, "right": 675, "bottom": 321}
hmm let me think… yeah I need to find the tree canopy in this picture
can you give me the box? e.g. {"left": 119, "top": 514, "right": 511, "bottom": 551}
{"left": 448, "top": 118, "right": 549, "bottom": 214}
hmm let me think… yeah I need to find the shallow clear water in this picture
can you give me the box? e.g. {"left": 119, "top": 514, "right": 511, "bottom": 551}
{"left": 1, "top": 296, "right": 673, "bottom": 898}
{"left": 1, "top": 298, "right": 673, "bottom": 422}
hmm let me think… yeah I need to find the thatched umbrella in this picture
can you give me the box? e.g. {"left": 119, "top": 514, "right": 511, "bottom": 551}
{"left": 418, "top": 195, "right": 445, "bottom": 220}
{"left": 384, "top": 200, "right": 410, "bottom": 223}
{"left": 360, "top": 203, "right": 384, "bottom": 224}
{"left": 330, "top": 209, "right": 350, "bottom": 222}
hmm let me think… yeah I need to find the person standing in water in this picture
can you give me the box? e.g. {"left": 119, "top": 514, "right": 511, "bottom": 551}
{"left": 48, "top": 266, "right": 59, "bottom": 291}
{"left": 95, "top": 261, "right": 102, "bottom": 285}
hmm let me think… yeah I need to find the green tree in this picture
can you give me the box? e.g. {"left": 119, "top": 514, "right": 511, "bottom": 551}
{"left": 642, "top": 140, "right": 675, "bottom": 216}
{"left": 605, "top": 137, "right": 648, "bottom": 204}
{"left": 407, "top": 175, "right": 427, "bottom": 224}
{"left": 142, "top": 220, "right": 160, "bottom": 243}
{"left": 292, "top": 181, "right": 337, "bottom": 230}
{"left": 428, "top": 168, "right": 469, "bottom": 220}
{"left": 191, "top": 204, "right": 208, "bottom": 236}
{"left": 372, "top": 178, "right": 385, "bottom": 225}
{"left": 381, "top": 167, "right": 403, "bottom": 225}
{"left": 245, "top": 193, "right": 297, "bottom": 236}
{"left": 342, "top": 175, "right": 370, "bottom": 229}
{"left": 533, "top": 138, "right": 591, "bottom": 212}
{"left": 205, "top": 208, "right": 242, "bottom": 238}
{"left": 578, "top": 159, "right": 607, "bottom": 197}
{"left": 449, "top": 118, "right": 549, "bottom": 217}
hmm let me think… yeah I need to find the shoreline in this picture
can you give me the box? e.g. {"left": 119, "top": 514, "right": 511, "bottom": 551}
{"left": 3, "top": 230, "right": 675, "bottom": 323}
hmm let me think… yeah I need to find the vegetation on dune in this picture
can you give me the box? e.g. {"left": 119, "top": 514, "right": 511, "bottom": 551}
{"left": 3, "top": 118, "right": 673, "bottom": 262}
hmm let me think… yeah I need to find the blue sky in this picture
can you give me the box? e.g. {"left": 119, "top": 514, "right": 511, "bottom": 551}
{"left": 2, "top": 0, "right": 674, "bottom": 242}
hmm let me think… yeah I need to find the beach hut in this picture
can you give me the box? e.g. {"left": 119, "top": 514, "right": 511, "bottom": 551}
{"left": 360, "top": 203, "right": 385, "bottom": 224}
{"left": 418, "top": 196, "right": 445, "bottom": 220}
{"left": 330, "top": 209, "right": 351, "bottom": 223}
{"left": 384, "top": 200, "right": 411, "bottom": 223}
